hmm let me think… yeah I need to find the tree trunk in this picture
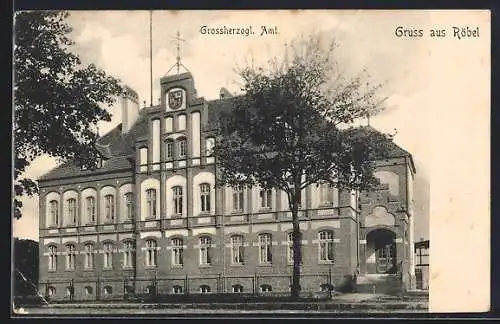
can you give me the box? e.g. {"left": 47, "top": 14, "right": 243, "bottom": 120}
{"left": 291, "top": 187, "right": 302, "bottom": 299}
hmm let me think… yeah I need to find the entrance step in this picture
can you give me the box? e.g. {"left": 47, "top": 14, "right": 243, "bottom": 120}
{"left": 355, "top": 274, "right": 402, "bottom": 295}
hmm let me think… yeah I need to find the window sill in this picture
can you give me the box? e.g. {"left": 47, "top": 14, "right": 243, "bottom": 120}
{"left": 48, "top": 269, "right": 57, "bottom": 273}
{"left": 65, "top": 269, "right": 75, "bottom": 272}
{"left": 230, "top": 263, "right": 244, "bottom": 267}
{"left": 122, "top": 266, "right": 135, "bottom": 270}
{"left": 83, "top": 268, "right": 95, "bottom": 271}
{"left": 199, "top": 264, "right": 212, "bottom": 268}
{"left": 318, "top": 261, "right": 335, "bottom": 265}
{"left": 145, "top": 265, "right": 157, "bottom": 269}
{"left": 231, "top": 210, "right": 244, "bottom": 215}
{"left": 258, "top": 263, "right": 273, "bottom": 267}
{"left": 259, "top": 208, "right": 272, "bottom": 212}
{"left": 103, "top": 267, "right": 114, "bottom": 271}
{"left": 171, "top": 265, "right": 183, "bottom": 268}
{"left": 171, "top": 214, "right": 183, "bottom": 219}
{"left": 199, "top": 212, "right": 211, "bottom": 216}
{"left": 319, "top": 203, "right": 334, "bottom": 208}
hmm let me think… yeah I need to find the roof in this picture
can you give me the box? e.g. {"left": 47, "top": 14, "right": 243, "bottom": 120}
{"left": 38, "top": 97, "right": 415, "bottom": 182}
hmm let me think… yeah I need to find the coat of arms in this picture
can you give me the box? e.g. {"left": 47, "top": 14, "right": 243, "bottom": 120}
{"left": 168, "top": 89, "right": 183, "bottom": 110}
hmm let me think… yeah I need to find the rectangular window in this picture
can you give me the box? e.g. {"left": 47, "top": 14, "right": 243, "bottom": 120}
{"left": 103, "top": 243, "right": 113, "bottom": 269}
{"left": 287, "top": 232, "right": 303, "bottom": 264}
{"left": 49, "top": 200, "right": 59, "bottom": 226}
{"left": 232, "top": 186, "right": 244, "bottom": 212}
{"left": 125, "top": 193, "right": 134, "bottom": 220}
{"left": 320, "top": 182, "right": 333, "bottom": 205}
{"left": 66, "top": 245, "right": 75, "bottom": 270}
{"left": 199, "top": 237, "right": 212, "bottom": 265}
{"left": 259, "top": 189, "right": 272, "bottom": 209}
{"left": 178, "top": 139, "right": 187, "bottom": 158}
{"left": 200, "top": 183, "right": 211, "bottom": 213}
{"left": 171, "top": 238, "right": 184, "bottom": 266}
{"left": 123, "top": 241, "right": 134, "bottom": 268}
{"left": 86, "top": 197, "right": 96, "bottom": 223}
{"left": 67, "top": 199, "right": 77, "bottom": 225}
{"left": 231, "top": 235, "right": 244, "bottom": 265}
{"left": 319, "top": 231, "right": 334, "bottom": 262}
{"left": 48, "top": 246, "right": 57, "bottom": 270}
{"left": 259, "top": 234, "right": 272, "bottom": 264}
{"left": 146, "top": 189, "right": 157, "bottom": 219}
{"left": 145, "top": 240, "right": 157, "bottom": 267}
{"left": 84, "top": 244, "right": 94, "bottom": 269}
{"left": 105, "top": 195, "right": 115, "bottom": 221}
{"left": 166, "top": 141, "right": 174, "bottom": 159}
{"left": 173, "top": 186, "right": 183, "bottom": 215}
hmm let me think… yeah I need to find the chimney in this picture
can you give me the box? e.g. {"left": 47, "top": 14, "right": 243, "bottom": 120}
{"left": 121, "top": 85, "right": 139, "bottom": 134}
{"left": 219, "top": 87, "right": 233, "bottom": 99}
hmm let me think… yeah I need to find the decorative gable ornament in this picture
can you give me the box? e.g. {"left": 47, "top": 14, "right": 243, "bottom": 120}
{"left": 168, "top": 89, "right": 184, "bottom": 110}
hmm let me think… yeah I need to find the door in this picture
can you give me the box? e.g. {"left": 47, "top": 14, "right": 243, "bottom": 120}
{"left": 376, "top": 243, "right": 396, "bottom": 273}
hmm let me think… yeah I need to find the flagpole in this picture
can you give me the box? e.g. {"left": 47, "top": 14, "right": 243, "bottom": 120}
{"left": 149, "top": 10, "right": 153, "bottom": 107}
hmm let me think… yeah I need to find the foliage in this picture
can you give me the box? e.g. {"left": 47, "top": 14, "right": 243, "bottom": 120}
{"left": 13, "top": 11, "right": 123, "bottom": 219}
{"left": 13, "top": 238, "right": 39, "bottom": 297}
{"left": 213, "top": 33, "right": 394, "bottom": 298}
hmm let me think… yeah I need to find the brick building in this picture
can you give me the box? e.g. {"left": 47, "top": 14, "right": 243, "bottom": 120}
{"left": 37, "top": 71, "right": 417, "bottom": 301}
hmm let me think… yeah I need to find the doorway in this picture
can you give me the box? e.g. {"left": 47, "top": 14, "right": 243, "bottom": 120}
{"left": 366, "top": 228, "right": 397, "bottom": 274}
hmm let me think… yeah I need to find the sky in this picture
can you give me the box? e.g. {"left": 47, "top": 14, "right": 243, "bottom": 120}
{"left": 15, "top": 9, "right": 478, "bottom": 242}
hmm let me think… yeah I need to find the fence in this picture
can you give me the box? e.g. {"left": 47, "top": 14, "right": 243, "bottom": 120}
{"left": 38, "top": 272, "right": 335, "bottom": 303}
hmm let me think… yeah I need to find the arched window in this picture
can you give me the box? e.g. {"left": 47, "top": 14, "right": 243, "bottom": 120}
{"left": 48, "top": 246, "right": 57, "bottom": 271}
{"left": 172, "top": 285, "right": 183, "bottom": 294}
{"left": 199, "top": 285, "right": 211, "bottom": 293}
{"left": 84, "top": 244, "right": 94, "bottom": 269}
{"left": 171, "top": 238, "right": 183, "bottom": 266}
{"left": 200, "top": 183, "right": 211, "bottom": 213}
{"left": 66, "top": 244, "right": 75, "bottom": 270}
{"left": 177, "top": 114, "right": 186, "bottom": 131}
{"left": 103, "top": 286, "right": 113, "bottom": 295}
{"left": 124, "top": 192, "right": 134, "bottom": 220}
{"left": 205, "top": 137, "right": 215, "bottom": 156}
{"left": 177, "top": 138, "right": 187, "bottom": 158}
{"left": 85, "top": 286, "right": 93, "bottom": 296}
{"left": 66, "top": 198, "right": 77, "bottom": 225}
{"left": 232, "top": 284, "right": 243, "bottom": 293}
{"left": 146, "top": 189, "right": 157, "bottom": 219}
{"left": 85, "top": 196, "right": 96, "bottom": 223}
{"left": 232, "top": 185, "right": 244, "bottom": 212}
{"left": 287, "top": 232, "right": 303, "bottom": 264}
{"left": 199, "top": 236, "right": 212, "bottom": 265}
{"left": 230, "top": 235, "right": 244, "bottom": 265}
{"left": 260, "top": 284, "right": 272, "bottom": 293}
{"left": 259, "top": 233, "right": 272, "bottom": 264}
{"left": 318, "top": 230, "right": 334, "bottom": 262}
{"left": 173, "top": 186, "right": 183, "bottom": 215}
{"left": 103, "top": 242, "right": 113, "bottom": 269}
{"left": 123, "top": 241, "right": 135, "bottom": 268}
{"left": 49, "top": 200, "right": 59, "bottom": 227}
{"left": 145, "top": 239, "right": 157, "bottom": 267}
{"left": 165, "top": 140, "right": 174, "bottom": 159}
{"left": 259, "top": 189, "right": 272, "bottom": 209}
{"left": 104, "top": 195, "right": 115, "bottom": 221}
{"left": 47, "top": 286, "right": 56, "bottom": 297}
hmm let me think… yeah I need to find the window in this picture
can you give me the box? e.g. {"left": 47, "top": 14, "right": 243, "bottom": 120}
{"left": 260, "top": 284, "right": 272, "bottom": 292}
{"left": 178, "top": 138, "right": 187, "bottom": 158}
{"left": 232, "top": 185, "right": 244, "bottom": 212}
{"left": 66, "top": 198, "right": 77, "bottom": 224}
{"left": 47, "top": 286, "right": 56, "bottom": 297}
{"left": 173, "top": 186, "right": 183, "bottom": 215}
{"left": 146, "top": 189, "right": 157, "bottom": 219}
{"left": 200, "top": 183, "right": 211, "bottom": 213}
{"left": 123, "top": 241, "right": 135, "bottom": 268}
{"left": 124, "top": 286, "right": 134, "bottom": 295}
{"left": 49, "top": 200, "right": 59, "bottom": 226}
{"left": 259, "top": 234, "right": 273, "bottom": 264}
{"left": 199, "top": 285, "right": 211, "bottom": 293}
{"left": 319, "top": 231, "right": 334, "bottom": 262}
{"left": 232, "top": 284, "right": 243, "bottom": 293}
{"left": 320, "top": 182, "right": 333, "bottom": 205}
{"left": 104, "top": 195, "right": 115, "bottom": 221}
{"left": 66, "top": 244, "right": 75, "bottom": 270}
{"left": 171, "top": 238, "right": 183, "bottom": 266}
{"left": 173, "top": 285, "right": 183, "bottom": 294}
{"left": 85, "top": 286, "right": 93, "bottom": 296}
{"left": 85, "top": 197, "right": 96, "bottom": 223}
{"left": 287, "top": 232, "right": 303, "bottom": 264}
{"left": 231, "top": 235, "right": 244, "bottom": 265}
{"left": 165, "top": 117, "right": 173, "bottom": 133}
{"left": 199, "top": 236, "right": 212, "bottom": 265}
{"left": 103, "top": 286, "right": 113, "bottom": 295}
{"left": 259, "top": 189, "right": 272, "bottom": 209}
{"left": 177, "top": 114, "right": 186, "bottom": 131}
{"left": 205, "top": 137, "right": 215, "bottom": 156}
{"left": 48, "top": 246, "right": 57, "bottom": 270}
{"left": 103, "top": 242, "right": 113, "bottom": 269}
{"left": 84, "top": 244, "right": 94, "bottom": 269}
{"left": 166, "top": 141, "right": 174, "bottom": 159}
{"left": 146, "top": 285, "right": 156, "bottom": 295}
{"left": 145, "top": 240, "right": 157, "bottom": 267}
{"left": 124, "top": 192, "right": 134, "bottom": 220}
{"left": 139, "top": 147, "right": 148, "bottom": 172}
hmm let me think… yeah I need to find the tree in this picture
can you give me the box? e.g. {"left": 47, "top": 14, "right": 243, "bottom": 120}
{"left": 213, "top": 33, "right": 394, "bottom": 298}
{"left": 13, "top": 238, "right": 39, "bottom": 298}
{"left": 13, "top": 11, "right": 123, "bottom": 219}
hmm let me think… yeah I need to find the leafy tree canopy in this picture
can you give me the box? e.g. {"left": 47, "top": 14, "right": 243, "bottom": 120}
{"left": 13, "top": 11, "right": 123, "bottom": 219}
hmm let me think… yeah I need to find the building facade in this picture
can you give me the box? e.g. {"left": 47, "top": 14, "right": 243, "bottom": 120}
{"left": 37, "top": 72, "right": 417, "bottom": 301}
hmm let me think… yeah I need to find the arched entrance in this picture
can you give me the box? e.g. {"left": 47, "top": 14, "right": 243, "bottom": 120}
{"left": 366, "top": 228, "right": 397, "bottom": 274}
